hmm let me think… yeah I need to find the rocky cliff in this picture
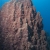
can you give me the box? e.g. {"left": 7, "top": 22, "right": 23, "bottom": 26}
{"left": 0, "top": 0, "right": 48, "bottom": 50}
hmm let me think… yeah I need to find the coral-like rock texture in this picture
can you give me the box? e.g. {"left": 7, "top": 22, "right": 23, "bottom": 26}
{"left": 0, "top": 0, "right": 48, "bottom": 50}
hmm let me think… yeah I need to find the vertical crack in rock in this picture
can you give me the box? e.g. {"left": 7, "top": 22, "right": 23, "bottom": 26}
{"left": 0, "top": 0, "right": 48, "bottom": 50}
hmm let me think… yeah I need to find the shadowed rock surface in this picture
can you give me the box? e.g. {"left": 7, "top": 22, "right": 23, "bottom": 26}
{"left": 0, "top": 0, "right": 48, "bottom": 50}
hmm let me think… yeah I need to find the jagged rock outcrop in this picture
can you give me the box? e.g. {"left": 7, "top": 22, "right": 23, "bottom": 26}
{"left": 0, "top": 0, "right": 48, "bottom": 50}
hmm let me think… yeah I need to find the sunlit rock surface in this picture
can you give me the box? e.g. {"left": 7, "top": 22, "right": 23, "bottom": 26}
{"left": 0, "top": 0, "right": 48, "bottom": 50}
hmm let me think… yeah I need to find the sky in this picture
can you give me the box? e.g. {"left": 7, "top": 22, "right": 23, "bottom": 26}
{"left": 0, "top": 0, "right": 50, "bottom": 34}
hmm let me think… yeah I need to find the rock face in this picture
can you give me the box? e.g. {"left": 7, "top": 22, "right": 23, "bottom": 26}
{"left": 0, "top": 0, "right": 48, "bottom": 50}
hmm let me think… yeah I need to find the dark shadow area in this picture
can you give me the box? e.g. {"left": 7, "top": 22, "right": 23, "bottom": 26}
{"left": 0, "top": 27, "right": 4, "bottom": 50}
{"left": 30, "top": 46, "right": 36, "bottom": 50}
{"left": 46, "top": 32, "right": 50, "bottom": 50}
{"left": 0, "top": 12, "right": 4, "bottom": 50}
{"left": 27, "top": 25, "right": 33, "bottom": 42}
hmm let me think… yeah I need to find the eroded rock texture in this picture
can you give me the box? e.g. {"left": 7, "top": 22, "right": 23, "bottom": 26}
{"left": 0, "top": 0, "right": 48, "bottom": 50}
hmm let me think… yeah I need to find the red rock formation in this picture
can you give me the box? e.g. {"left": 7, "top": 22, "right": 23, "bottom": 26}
{"left": 0, "top": 0, "right": 48, "bottom": 50}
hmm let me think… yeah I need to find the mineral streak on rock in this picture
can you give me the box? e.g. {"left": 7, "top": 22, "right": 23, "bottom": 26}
{"left": 0, "top": 0, "right": 48, "bottom": 50}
